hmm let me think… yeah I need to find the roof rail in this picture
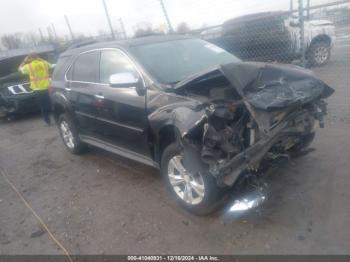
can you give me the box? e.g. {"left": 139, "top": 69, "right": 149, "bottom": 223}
{"left": 67, "top": 40, "right": 100, "bottom": 50}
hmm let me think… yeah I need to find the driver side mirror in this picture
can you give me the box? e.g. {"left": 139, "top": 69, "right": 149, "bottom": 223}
{"left": 109, "top": 72, "right": 141, "bottom": 88}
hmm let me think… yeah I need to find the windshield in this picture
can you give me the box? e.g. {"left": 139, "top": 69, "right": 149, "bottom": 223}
{"left": 130, "top": 39, "right": 240, "bottom": 85}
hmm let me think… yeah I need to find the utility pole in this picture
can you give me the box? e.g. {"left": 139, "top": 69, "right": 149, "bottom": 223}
{"left": 38, "top": 28, "right": 45, "bottom": 43}
{"left": 298, "top": 0, "right": 306, "bottom": 67}
{"left": 159, "top": 0, "right": 173, "bottom": 33}
{"left": 47, "top": 26, "right": 53, "bottom": 42}
{"left": 306, "top": 0, "right": 310, "bottom": 20}
{"left": 64, "top": 15, "right": 75, "bottom": 41}
{"left": 102, "top": 0, "right": 115, "bottom": 39}
{"left": 30, "top": 34, "right": 37, "bottom": 46}
{"left": 51, "top": 23, "right": 58, "bottom": 41}
{"left": 119, "top": 18, "right": 127, "bottom": 39}
{"left": 290, "top": 0, "right": 293, "bottom": 12}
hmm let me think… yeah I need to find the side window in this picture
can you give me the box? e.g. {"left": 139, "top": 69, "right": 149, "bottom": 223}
{"left": 100, "top": 50, "right": 139, "bottom": 84}
{"left": 71, "top": 51, "right": 100, "bottom": 82}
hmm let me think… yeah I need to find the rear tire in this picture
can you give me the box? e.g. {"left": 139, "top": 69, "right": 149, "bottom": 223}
{"left": 161, "top": 143, "right": 224, "bottom": 215}
{"left": 58, "top": 114, "right": 86, "bottom": 154}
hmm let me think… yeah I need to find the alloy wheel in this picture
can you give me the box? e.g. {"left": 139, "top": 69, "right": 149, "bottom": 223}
{"left": 167, "top": 155, "right": 205, "bottom": 205}
{"left": 314, "top": 46, "right": 329, "bottom": 65}
{"left": 60, "top": 120, "right": 75, "bottom": 149}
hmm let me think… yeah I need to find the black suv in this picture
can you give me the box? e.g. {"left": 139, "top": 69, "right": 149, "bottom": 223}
{"left": 51, "top": 35, "right": 333, "bottom": 215}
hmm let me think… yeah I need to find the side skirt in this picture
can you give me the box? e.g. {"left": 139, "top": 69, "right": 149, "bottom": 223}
{"left": 80, "top": 135, "right": 160, "bottom": 169}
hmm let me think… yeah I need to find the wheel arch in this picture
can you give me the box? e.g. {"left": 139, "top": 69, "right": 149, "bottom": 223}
{"left": 308, "top": 34, "right": 332, "bottom": 50}
{"left": 148, "top": 105, "right": 207, "bottom": 165}
{"left": 51, "top": 92, "right": 73, "bottom": 123}
{"left": 154, "top": 124, "right": 181, "bottom": 165}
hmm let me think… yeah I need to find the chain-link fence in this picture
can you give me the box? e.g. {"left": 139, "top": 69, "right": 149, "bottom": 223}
{"left": 3, "top": 0, "right": 348, "bottom": 68}
{"left": 187, "top": 0, "right": 349, "bottom": 68}
{"left": 169, "top": 0, "right": 349, "bottom": 126}
{"left": 83, "top": 0, "right": 349, "bottom": 69}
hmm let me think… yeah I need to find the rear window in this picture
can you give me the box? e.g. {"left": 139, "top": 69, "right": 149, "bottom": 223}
{"left": 69, "top": 51, "right": 100, "bottom": 82}
{"left": 52, "top": 55, "right": 71, "bottom": 81}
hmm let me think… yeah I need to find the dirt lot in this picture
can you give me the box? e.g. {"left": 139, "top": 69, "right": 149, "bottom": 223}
{"left": 1, "top": 44, "right": 350, "bottom": 255}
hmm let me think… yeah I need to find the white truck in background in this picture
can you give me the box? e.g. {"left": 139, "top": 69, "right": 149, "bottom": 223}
{"left": 201, "top": 11, "right": 336, "bottom": 66}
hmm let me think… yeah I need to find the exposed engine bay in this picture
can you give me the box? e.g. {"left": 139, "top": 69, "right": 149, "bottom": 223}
{"left": 163, "top": 62, "right": 334, "bottom": 187}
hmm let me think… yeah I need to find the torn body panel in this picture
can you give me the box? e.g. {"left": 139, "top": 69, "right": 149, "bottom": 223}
{"left": 147, "top": 91, "right": 206, "bottom": 137}
{"left": 148, "top": 61, "right": 334, "bottom": 187}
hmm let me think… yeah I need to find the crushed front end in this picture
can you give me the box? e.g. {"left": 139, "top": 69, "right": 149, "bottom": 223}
{"left": 176, "top": 62, "right": 334, "bottom": 187}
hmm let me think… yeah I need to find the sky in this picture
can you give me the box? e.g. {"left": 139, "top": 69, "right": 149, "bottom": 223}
{"left": 0, "top": 0, "right": 338, "bottom": 40}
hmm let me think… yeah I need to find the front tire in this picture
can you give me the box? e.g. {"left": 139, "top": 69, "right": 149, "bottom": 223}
{"left": 58, "top": 114, "right": 86, "bottom": 154}
{"left": 161, "top": 143, "right": 224, "bottom": 215}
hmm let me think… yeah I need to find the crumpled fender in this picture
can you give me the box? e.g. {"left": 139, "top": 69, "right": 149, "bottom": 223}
{"left": 148, "top": 97, "right": 206, "bottom": 138}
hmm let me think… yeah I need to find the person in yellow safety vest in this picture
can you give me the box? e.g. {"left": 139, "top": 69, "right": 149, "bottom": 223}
{"left": 19, "top": 53, "right": 52, "bottom": 125}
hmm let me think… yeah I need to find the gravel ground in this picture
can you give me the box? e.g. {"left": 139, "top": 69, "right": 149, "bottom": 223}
{"left": 1, "top": 43, "right": 350, "bottom": 255}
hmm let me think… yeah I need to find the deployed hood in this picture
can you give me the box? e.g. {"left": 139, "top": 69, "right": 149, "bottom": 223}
{"left": 174, "top": 62, "right": 334, "bottom": 112}
{"left": 221, "top": 62, "right": 334, "bottom": 111}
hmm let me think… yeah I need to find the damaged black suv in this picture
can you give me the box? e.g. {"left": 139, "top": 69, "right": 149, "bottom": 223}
{"left": 51, "top": 36, "right": 333, "bottom": 215}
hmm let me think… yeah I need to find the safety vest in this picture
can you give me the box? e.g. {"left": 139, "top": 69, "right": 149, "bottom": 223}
{"left": 20, "top": 59, "right": 51, "bottom": 91}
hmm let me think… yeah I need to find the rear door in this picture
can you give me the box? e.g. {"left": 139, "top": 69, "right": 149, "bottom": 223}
{"left": 65, "top": 50, "right": 102, "bottom": 136}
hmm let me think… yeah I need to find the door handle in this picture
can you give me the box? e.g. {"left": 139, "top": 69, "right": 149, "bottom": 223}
{"left": 94, "top": 94, "right": 105, "bottom": 99}
{"left": 65, "top": 87, "right": 72, "bottom": 91}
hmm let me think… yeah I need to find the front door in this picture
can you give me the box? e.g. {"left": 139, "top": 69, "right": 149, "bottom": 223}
{"left": 93, "top": 49, "right": 150, "bottom": 157}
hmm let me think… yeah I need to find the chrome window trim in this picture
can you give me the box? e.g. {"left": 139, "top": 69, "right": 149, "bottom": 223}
{"left": 64, "top": 47, "right": 146, "bottom": 88}
{"left": 64, "top": 49, "right": 101, "bottom": 84}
